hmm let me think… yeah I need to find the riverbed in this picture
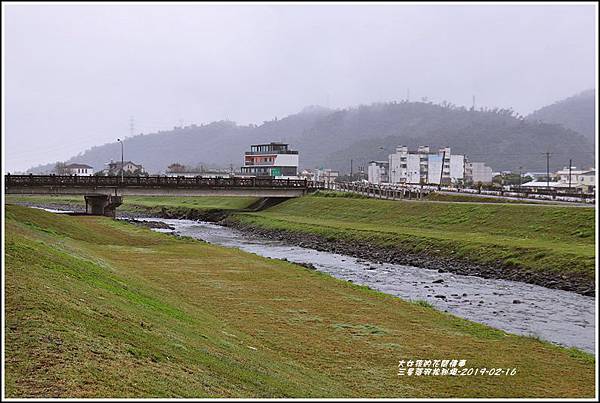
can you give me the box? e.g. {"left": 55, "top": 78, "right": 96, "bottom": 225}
{"left": 137, "top": 217, "right": 595, "bottom": 354}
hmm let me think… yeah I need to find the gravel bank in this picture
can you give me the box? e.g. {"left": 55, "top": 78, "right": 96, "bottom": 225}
{"left": 222, "top": 219, "right": 594, "bottom": 297}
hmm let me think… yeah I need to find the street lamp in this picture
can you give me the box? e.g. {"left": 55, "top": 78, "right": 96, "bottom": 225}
{"left": 117, "top": 138, "right": 124, "bottom": 183}
{"left": 518, "top": 166, "right": 523, "bottom": 188}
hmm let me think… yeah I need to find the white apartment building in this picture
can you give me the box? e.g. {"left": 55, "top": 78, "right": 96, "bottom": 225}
{"left": 367, "top": 161, "right": 389, "bottom": 184}
{"left": 465, "top": 162, "right": 493, "bottom": 184}
{"left": 387, "top": 145, "right": 465, "bottom": 185}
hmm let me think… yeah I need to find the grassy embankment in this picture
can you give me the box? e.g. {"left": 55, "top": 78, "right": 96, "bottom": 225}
{"left": 228, "top": 192, "right": 595, "bottom": 283}
{"left": 4, "top": 205, "right": 595, "bottom": 397}
{"left": 4, "top": 195, "right": 260, "bottom": 216}
{"left": 424, "top": 192, "right": 550, "bottom": 204}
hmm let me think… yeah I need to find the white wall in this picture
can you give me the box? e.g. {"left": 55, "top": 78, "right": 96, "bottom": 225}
{"left": 469, "top": 162, "right": 493, "bottom": 183}
{"left": 450, "top": 154, "right": 465, "bottom": 181}
{"left": 406, "top": 154, "right": 421, "bottom": 184}
{"left": 67, "top": 167, "right": 94, "bottom": 176}
{"left": 274, "top": 154, "right": 299, "bottom": 167}
{"left": 388, "top": 153, "right": 401, "bottom": 183}
{"left": 368, "top": 162, "right": 386, "bottom": 184}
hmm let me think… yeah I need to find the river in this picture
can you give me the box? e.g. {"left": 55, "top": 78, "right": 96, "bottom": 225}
{"left": 132, "top": 217, "right": 595, "bottom": 354}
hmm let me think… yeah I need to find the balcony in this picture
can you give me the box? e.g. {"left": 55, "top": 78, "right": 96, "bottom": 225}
{"left": 245, "top": 150, "right": 298, "bottom": 156}
{"left": 244, "top": 160, "right": 276, "bottom": 166}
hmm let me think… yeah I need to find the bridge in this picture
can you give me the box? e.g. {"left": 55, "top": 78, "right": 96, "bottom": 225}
{"left": 5, "top": 175, "right": 322, "bottom": 216}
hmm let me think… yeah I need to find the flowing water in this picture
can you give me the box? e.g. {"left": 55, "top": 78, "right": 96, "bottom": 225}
{"left": 138, "top": 217, "right": 595, "bottom": 354}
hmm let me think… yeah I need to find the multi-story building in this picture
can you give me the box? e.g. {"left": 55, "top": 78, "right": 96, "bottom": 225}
{"left": 386, "top": 145, "right": 464, "bottom": 185}
{"left": 241, "top": 142, "right": 299, "bottom": 178}
{"left": 367, "top": 161, "right": 389, "bottom": 184}
{"left": 465, "top": 162, "right": 493, "bottom": 184}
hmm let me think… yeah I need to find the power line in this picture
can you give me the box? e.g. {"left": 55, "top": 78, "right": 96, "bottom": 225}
{"left": 465, "top": 151, "right": 595, "bottom": 156}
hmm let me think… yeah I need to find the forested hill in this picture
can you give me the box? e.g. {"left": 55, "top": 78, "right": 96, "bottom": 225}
{"left": 527, "top": 89, "right": 595, "bottom": 143}
{"left": 28, "top": 101, "right": 594, "bottom": 174}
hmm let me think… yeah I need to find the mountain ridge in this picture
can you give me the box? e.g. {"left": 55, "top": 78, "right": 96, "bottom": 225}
{"left": 527, "top": 89, "right": 595, "bottom": 143}
{"left": 26, "top": 98, "right": 594, "bottom": 174}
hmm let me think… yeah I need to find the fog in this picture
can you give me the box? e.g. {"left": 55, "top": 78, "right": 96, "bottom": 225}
{"left": 4, "top": 3, "right": 596, "bottom": 172}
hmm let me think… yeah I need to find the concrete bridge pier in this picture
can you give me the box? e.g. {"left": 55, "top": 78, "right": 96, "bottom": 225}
{"left": 84, "top": 194, "right": 123, "bottom": 218}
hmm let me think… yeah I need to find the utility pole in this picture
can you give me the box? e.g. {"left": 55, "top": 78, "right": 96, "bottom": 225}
{"left": 519, "top": 166, "right": 523, "bottom": 188}
{"left": 568, "top": 159, "right": 572, "bottom": 189}
{"left": 350, "top": 159, "right": 353, "bottom": 182}
{"left": 472, "top": 95, "right": 476, "bottom": 110}
{"left": 407, "top": 88, "right": 410, "bottom": 102}
{"left": 545, "top": 152, "right": 551, "bottom": 189}
{"left": 117, "top": 138, "right": 124, "bottom": 183}
{"left": 439, "top": 150, "right": 446, "bottom": 189}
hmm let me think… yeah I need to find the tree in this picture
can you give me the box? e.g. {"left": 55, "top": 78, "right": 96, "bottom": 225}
{"left": 54, "top": 162, "right": 68, "bottom": 174}
{"left": 167, "top": 163, "right": 187, "bottom": 173}
{"left": 130, "top": 168, "right": 148, "bottom": 177}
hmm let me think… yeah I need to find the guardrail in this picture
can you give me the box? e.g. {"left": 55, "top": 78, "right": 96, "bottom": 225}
{"left": 5, "top": 175, "right": 324, "bottom": 190}
{"left": 333, "top": 182, "right": 429, "bottom": 200}
{"left": 331, "top": 181, "right": 595, "bottom": 204}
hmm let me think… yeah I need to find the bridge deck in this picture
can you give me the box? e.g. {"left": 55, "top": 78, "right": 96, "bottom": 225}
{"left": 5, "top": 175, "right": 321, "bottom": 197}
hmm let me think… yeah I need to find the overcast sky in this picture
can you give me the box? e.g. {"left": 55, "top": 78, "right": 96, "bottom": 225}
{"left": 3, "top": 3, "right": 597, "bottom": 172}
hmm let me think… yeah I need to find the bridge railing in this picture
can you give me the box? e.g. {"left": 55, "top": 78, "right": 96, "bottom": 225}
{"left": 5, "top": 175, "right": 325, "bottom": 190}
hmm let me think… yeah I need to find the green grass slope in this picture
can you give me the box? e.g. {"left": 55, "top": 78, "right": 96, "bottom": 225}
{"left": 5, "top": 195, "right": 260, "bottom": 215}
{"left": 4, "top": 205, "right": 595, "bottom": 397}
{"left": 229, "top": 193, "right": 595, "bottom": 281}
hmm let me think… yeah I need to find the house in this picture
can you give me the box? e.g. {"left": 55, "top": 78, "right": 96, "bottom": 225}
{"left": 314, "top": 168, "right": 339, "bottom": 185}
{"left": 165, "top": 170, "right": 232, "bottom": 178}
{"left": 576, "top": 170, "right": 596, "bottom": 193}
{"left": 367, "top": 161, "right": 389, "bottom": 184}
{"left": 64, "top": 163, "right": 94, "bottom": 176}
{"left": 519, "top": 180, "right": 564, "bottom": 191}
{"left": 555, "top": 167, "right": 595, "bottom": 192}
{"left": 106, "top": 160, "right": 145, "bottom": 176}
{"left": 300, "top": 168, "right": 339, "bottom": 184}
{"left": 240, "top": 143, "right": 299, "bottom": 178}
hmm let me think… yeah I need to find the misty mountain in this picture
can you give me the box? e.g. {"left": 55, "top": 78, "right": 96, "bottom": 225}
{"left": 28, "top": 101, "right": 593, "bottom": 175}
{"left": 527, "top": 89, "right": 595, "bottom": 143}
{"left": 323, "top": 101, "right": 595, "bottom": 173}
